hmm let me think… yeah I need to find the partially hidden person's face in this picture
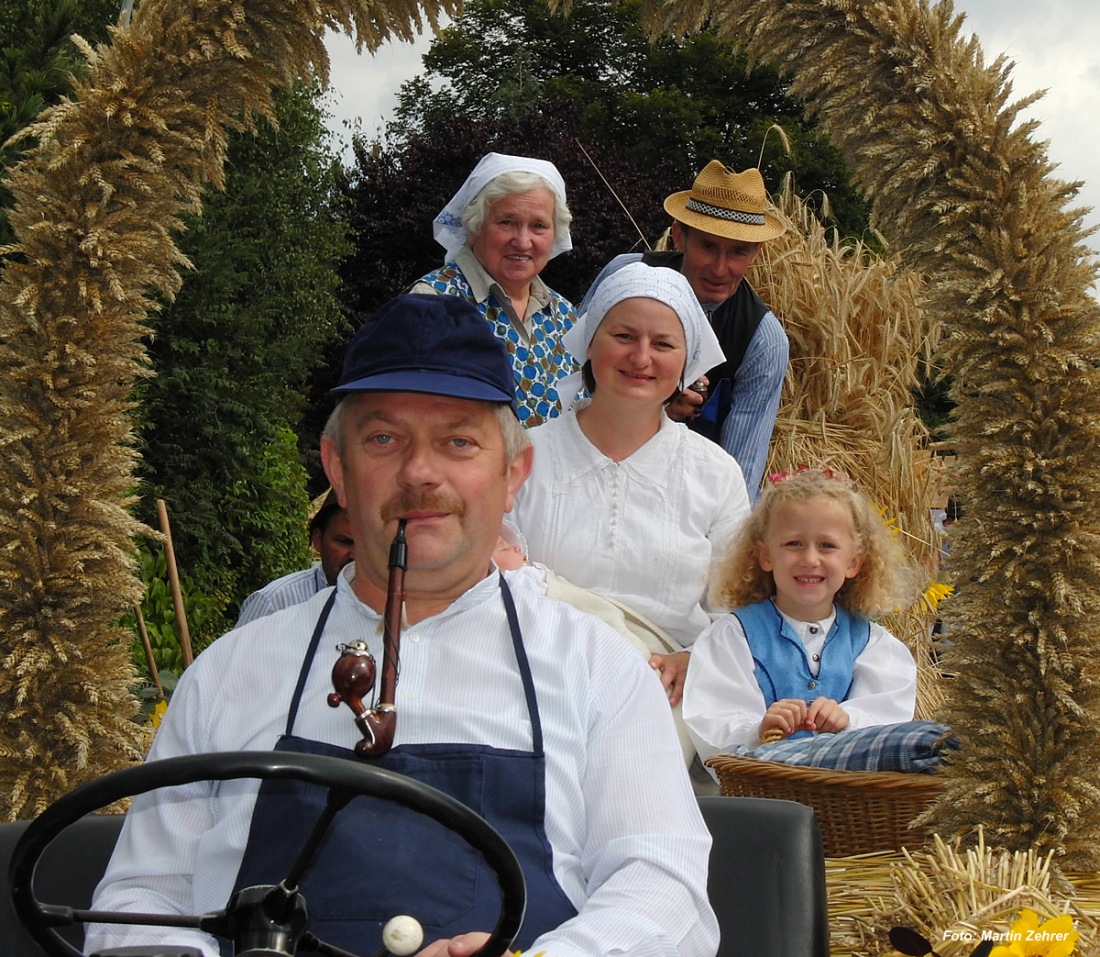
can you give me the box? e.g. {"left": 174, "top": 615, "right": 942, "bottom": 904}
{"left": 323, "top": 392, "right": 532, "bottom": 604}
{"left": 492, "top": 535, "right": 527, "bottom": 571}
{"left": 469, "top": 185, "right": 556, "bottom": 299}
{"left": 312, "top": 508, "right": 355, "bottom": 585}
{"left": 673, "top": 222, "right": 761, "bottom": 305}
{"left": 755, "top": 496, "right": 864, "bottom": 622}
{"left": 587, "top": 298, "right": 687, "bottom": 405}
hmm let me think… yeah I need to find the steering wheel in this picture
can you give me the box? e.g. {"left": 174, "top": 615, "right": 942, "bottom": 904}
{"left": 9, "top": 751, "right": 527, "bottom": 957}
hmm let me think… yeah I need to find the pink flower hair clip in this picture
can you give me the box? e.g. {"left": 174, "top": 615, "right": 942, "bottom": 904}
{"left": 767, "top": 465, "right": 851, "bottom": 486}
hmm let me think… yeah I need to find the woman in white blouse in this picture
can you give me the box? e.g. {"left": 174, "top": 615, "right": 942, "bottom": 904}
{"left": 510, "top": 261, "right": 751, "bottom": 704}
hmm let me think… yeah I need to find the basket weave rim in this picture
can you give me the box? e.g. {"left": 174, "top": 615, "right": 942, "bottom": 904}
{"left": 705, "top": 753, "right": 947, "bottom": 795}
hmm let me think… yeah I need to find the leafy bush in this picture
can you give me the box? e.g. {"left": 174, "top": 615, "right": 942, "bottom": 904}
{"left": 129, "top": 540, "right": 225, "bottom": 679}
{"left": 133, "top": 80, "right": 349, "bottom": 633}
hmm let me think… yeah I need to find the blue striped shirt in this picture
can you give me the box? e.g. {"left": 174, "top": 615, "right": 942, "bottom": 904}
{"left": 236, "top": 563, "right": 328, "bottom": 626}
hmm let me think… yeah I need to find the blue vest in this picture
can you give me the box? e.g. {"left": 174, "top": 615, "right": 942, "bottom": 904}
{"left": 734, "top": 599, "right": 870, "bottom": 737}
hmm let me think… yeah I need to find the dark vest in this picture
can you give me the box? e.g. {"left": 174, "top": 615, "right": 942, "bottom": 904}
{"left": 641, "top": 250, "right": 769, "bottom": 383}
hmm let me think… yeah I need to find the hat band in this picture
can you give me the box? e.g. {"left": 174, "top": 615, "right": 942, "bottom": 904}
{"left": 686, "top": 197, "right": 766, "bottom": 226}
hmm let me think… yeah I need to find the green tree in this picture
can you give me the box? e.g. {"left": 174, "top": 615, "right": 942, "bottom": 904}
{"left": 398, "top": 0, "right": 872, "bottom": 238}
{"left": 136, "top": 81, "right": 351, "bottom": 642}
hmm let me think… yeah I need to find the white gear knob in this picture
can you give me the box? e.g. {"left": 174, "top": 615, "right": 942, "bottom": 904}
{"left": 382, "top": 914, "right": 424, "bottom": 956}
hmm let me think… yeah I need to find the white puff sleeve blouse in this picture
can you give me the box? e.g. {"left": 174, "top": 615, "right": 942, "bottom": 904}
{"left": 511, "top": 406, "right": 751, "bottom": 647}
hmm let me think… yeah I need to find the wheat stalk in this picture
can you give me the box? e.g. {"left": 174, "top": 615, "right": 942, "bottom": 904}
{"left": 620, "top": 0, "right": 1100, "bottom": 873}
{"left": 0, "top": 0, "right": 460, "bottom": 817}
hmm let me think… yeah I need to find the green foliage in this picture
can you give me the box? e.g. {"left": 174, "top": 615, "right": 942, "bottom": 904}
{"left": 135, "top": 81, "right": 350, "bottom": 636}
{"left": 129, "top": 541, "right": 223, "bottom": 678}
{"left": 133, "top": 670, "right": 177, "bottom": 726}
{"left": 913, "top": 374, "right": 956, "bottom": 440}
{"left": 396, "top": 0, "right": 873, "bottom": 238}
{"left": 222, "top": 424, "right": 314, "bottom": 598}
{"left": 0, "top": 0, "right": 119, "bottom": 50}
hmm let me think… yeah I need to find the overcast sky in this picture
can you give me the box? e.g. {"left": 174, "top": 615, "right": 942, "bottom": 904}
{"left": 322, "top": 1, "right": 1100, "bottom": 250}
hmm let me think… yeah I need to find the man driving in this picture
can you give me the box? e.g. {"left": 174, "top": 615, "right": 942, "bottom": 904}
{"left": 86, "top": 294, "right": 717, "bottom": 957}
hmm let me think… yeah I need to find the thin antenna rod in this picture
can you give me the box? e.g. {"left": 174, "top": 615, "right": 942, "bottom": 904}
{"left": 575, "top": 138, "right": 651, "bottom": 251}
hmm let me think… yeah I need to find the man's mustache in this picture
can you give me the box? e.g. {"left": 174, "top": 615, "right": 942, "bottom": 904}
{"left": 381, "top": 492, "right": 467, "bottom": 522}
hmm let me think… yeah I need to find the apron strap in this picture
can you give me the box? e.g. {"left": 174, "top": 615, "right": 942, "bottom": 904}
{"left": 498, "top": 574, "right": 543, "bottom": 755}
{"left": 285, "top": 587, "right": 339, "bottom": 736}
{"left": 286, "top": 577, "right": 541, "bottom": 751}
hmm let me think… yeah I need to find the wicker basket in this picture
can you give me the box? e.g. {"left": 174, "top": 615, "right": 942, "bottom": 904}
{"left": 706, "top": 753, "right": 946, "bottom": 857}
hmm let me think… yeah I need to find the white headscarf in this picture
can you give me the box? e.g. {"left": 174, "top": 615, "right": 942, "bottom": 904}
{"left": 559, "top": 261, "right": 726, "bottom": 404}
{"left": 432, "top": 152, "right": 573, "bottom": 263}
{"left": 499, "top": 518, "right": 529, "bottom": 557}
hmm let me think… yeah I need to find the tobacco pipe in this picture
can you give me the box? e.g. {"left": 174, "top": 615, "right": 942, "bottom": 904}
{"left": 328, "top": 520, "right": 407, "bottom": 757}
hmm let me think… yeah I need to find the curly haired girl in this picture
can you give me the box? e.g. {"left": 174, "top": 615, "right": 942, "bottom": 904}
{"left": 683, "top": 467, "right": 920, "bottom": 760}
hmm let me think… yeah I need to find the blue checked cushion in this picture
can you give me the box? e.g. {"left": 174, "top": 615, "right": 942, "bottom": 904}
{"left": 734, "top": 720, "right": 955, "bottom": 773}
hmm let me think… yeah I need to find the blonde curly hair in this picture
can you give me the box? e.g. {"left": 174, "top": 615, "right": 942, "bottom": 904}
{"left": 714, "top": 467, "right": 919, "bottom": 619}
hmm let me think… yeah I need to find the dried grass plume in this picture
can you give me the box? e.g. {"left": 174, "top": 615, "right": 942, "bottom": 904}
{"left": 0, "top": 0, "right": 460, "bottom": 817}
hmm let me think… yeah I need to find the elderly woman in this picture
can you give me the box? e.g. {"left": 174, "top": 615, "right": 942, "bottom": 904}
{"left": 408, "top": 152, "right": 578, "bottom": 426}
{"left": 510, "top": 261, "right": 751, "bottom": 704}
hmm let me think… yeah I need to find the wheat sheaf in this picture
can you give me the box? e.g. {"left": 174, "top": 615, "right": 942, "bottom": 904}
{"left": 3, "top": 0, "right": 1100, "bottom": 871}
{"left": 0, "top": 0, "right": 460, "bottom": 819}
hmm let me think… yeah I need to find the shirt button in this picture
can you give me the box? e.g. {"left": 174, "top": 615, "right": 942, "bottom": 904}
{"left": 812, "top": 653, "right": 820, "bottom": 662}
{"left": 807, "top": 680, "right": 817, "bottom": 689}
{"left": 809, "top": 625, "right": 819, "bottom": 634}
{"left": 411, "top": 634, "right": 421, "bottom": 643}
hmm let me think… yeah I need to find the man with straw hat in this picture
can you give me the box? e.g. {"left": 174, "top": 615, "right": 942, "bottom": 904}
{"left": 581, "top": 161, "right": 786, "bottom": 501}
{"left": 235, "top": 489, "right": 355, "bottom": 625}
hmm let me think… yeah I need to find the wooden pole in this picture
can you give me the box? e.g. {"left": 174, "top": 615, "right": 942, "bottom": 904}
{"left": 155, "top": 498, "right": 194, "bottom": 668}
{"left": 133, "top": 603, "right": 164, "bottom": 697}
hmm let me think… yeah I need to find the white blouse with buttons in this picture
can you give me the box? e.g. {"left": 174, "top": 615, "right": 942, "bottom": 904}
{"left": 511, "top": 405, "right": 751, "bottom": 648}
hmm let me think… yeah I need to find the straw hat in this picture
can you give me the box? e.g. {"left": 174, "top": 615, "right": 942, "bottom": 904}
{"left": 308, "top": 487, "right": 342, "bottom": 533}
{"left": 663, "top": 161, "right": 784, "bottom": 242}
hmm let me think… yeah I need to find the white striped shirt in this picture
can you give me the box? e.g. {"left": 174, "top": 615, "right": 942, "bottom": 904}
{"left": 235, "top": 563, "right": 328, "bottom": 625}
{"left": 717, "top": 307, "right": 787, "bottom": 501}
{"left": 88, "top": 565, "right": 718, "bottom": 957}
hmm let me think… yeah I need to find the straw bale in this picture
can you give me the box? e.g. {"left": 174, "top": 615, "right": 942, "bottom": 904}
{"left": 825, "top": 839, "right": 1100, "bottom": 956}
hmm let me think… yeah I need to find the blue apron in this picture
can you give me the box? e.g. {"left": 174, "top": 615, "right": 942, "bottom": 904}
{"left": 227, "top": 576, "right": 576, "bottom": 953}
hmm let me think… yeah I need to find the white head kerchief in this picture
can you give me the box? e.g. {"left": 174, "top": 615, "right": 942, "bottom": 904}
{"left": 432, "top": 152, "right": 572, "bottom": 263}
{"left": 560, "top": 261, "right": 725, "bottom": 403}
{"left": 499, "top": 518, "right": 529, "bottom": 557}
